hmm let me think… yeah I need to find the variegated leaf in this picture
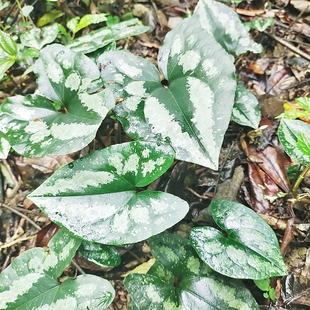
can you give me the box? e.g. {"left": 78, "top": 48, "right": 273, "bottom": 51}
{"left": 20, "top": 24, "right": 59, "bottom": 50}
{"left": 124, "top": 233, "right": 259, "bottom": 309}
{"left": 0, "top": 229, "right": 115, "bottom": 310}
{"left": 0, "top": 44, "right": 114, "bottom": 157}
{"left": 231, "top": 84, "right": 261, "bottom": 128}
{"left": 29, "top": 141, "right": 189, "bottom": 245}
{"left": 193, "top": 0, "right": 263, "bottom": 55}
{"left": 67, "top": 19, "right": 149, "bottom": 54}
{"left": 100, "top": 17, "right": 236, "bottom": 169}
{"left": 190, "top": 200, "right": 288, "bottom": 280}
{"left": 278, "top": 118, "right": 310, "bottom": 166}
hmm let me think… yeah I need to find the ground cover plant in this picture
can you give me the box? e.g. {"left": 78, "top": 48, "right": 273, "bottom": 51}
{"left": 0, "top": 0, "right": 310, "bottom": 309}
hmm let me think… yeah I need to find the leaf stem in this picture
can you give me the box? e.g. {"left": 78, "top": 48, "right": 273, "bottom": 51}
{"left": 291, "top": 162, "right": 310, "bottom": 197}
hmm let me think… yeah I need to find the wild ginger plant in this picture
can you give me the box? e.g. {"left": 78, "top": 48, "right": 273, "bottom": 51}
{"left": 0, "top": 0, "right": 288, "bottom": 308}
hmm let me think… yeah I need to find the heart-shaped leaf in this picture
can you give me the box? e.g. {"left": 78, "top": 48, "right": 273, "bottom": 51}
{"left": 100, "top": 17, "right": 236, "bottom": 169}
{"left": 231, "top": 84, "right": 261, "bottom": 128}
{"left": 79, "top": 241, "right": 121, "bottom": 267}
{"left": 20, "top": 24, "right": 59, "bottom": 50}
{"left": 29, "top": 141, "right": 189, "bottom": 245}
{"left": 0, "top": 229, "right": 115, "bottom": 309}
{"left": 67, "top": 19, "right": 149, "bottom": 54}
{"left": 278, "top": 118, "right": 310, "bottom": 166}
{"left": 0, "top": 44, "right": 114, "bottom": 157}
{"left": 193, "top": 0, "right": 263, "bottom": 55}
{"left": 190, "top": 200, "right": 287, "bottom": 279}
{"left": 124, "top": 233, "right": 259, "bottom": 309}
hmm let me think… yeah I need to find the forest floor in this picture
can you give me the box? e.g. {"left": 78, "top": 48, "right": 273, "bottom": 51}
{"left": 0, "top": 0, "right": 310, "bottom": 309}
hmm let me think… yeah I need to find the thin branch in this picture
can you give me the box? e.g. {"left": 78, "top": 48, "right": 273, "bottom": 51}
{"left": 1, "top": 203, "right": 41, "bottom": 230}
{"left": 263, "top": 31, "right": 310, "bottom": 62}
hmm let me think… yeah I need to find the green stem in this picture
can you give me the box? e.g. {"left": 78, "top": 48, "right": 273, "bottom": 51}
{"left": 15, "top": 0, "right": 26, "bottom": 23}
{"left": 292, "top": 162, "right": 310, "bottom": 197}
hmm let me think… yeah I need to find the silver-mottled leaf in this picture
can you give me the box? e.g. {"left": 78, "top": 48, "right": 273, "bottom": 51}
{"left": 0, "top": 229, "right": 115, "bottom": 310}
{"left": 29, "top": 141, "right": 189, "bottom": 245}
{"left": 231, "top": 84, "right": 261, "bottom": 128}
{"left": 0, "top": 44, "right": 114, "bottom": 157}
{"left": 193, "top": 0, "right": 263, "bottom": 55}
{"left": 100, "top": 17, "right": 236, "bottom": 169}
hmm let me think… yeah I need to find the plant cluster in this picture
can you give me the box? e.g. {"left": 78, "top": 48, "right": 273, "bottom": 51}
{"left": 1, "top": 0, "right": 309, "bottom": 308}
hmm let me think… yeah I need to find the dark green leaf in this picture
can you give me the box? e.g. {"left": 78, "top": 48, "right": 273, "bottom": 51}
{"left": 190, "top": 200, "right": 288, "bottom": 279}
{"left": 79, "top": 241, "right": 121, "bottom": 267}
{"left": 178, "top": 274, "right": 259, "bottom": 309}
{"left": 125, "top": 232, "right": 259, "bottom": 309}
{"left": 28, "top": 141, "right": 189, "bottom": 245}
{"left": 0, "top": 44, "right": 114, "bottom": 157}
{"left": 278, "top": 118, "right": 310, "bottom": 165}
{"left": 124, "top": 273, "right": 178, "bottom": 309}
{"left": 193, "top": 0, "right": 262, "bottom": 55}
{"left": 0, "top": 229, "right": 115, "bottom": 309}
{"left": 231, "top": 84, "right": 261, "bottom": 128}
{"left": 149, "top": 232, "right": 210, "bottom": 279}
{"left": 101, "top": 16, "right": 236, "bottom": 169}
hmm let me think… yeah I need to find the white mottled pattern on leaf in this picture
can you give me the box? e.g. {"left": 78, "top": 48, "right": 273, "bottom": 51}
{"left": 0, "top": 273, "right": 43, "bottom": 308}
{"left": 170, "top": 36, "right": 182, "bottom": 56}
{"left": 50, "top": 123, "right": 99, "bottom": 140}
{"left": 62, "top": 59, "right": 72, "bottom": 69}
{"left": 119, "top": 59, "right": 142, "bottom": 78}
{"left": 123, "top": 153, "right": 140, "bottom": 174}
{"left": 33, "top": 170, "right": 115, "bottom": 195}
{"left": 78, "top": 92, "right": 111, "bottom": 116}
{"left": 144, "top": 96, "right": 215, "bottom": 167}
{"left": 187, "top": 76, "right": 217, "bottom": 164}
{"left": 10, "top": 105, "right": 36, "bottom": 120}
{"left": 114, "top": 73, "right": 124, "bottom": 83}
{"left": 179, "top": 51, "right": 201, "bottom": 73}
{"left": 130, "top": 206, "right": 150, "bottom": 224}
{"left": 46, "top": 63, "right": 63, "bottom": 83}
{"left": 111, "top": 210, "right": 129, "bottom": 234}
{"left": 141, "top": 157, "right": 165, "bottom": 177}
{"left": 125, "top": 81, "right": 146, "bottom": 97}
{"left": 202, "top": 59, "right": 219, "bottom": 78}
{"left": 65, "top": 72, "right": 80, "bottom": 91}
{"left": 124, "top": 96, "right": 141, "bottom": 111}
{"left": 35, "top": 297, "right": 77, "bottom": 310}
{"left": 25, "top": 121, "right": 50, "bottom": 143}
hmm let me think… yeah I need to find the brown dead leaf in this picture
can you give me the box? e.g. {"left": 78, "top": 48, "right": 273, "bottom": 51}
{"left": 240, "top": 132, "right": 291, "bottom": 212}
{"left": 291, "top": 0, "right": 310, "bottom": 13}
{"left": 19, "top": 155, "right": 73, "bottom": 174}
{"left": 36, "top": 222, "right": 60, "bottom": 247}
